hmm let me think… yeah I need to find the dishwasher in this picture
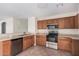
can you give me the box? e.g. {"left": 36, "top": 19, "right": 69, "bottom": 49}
{"left": 11, "top": 37, "right": 23, "bottom": 56}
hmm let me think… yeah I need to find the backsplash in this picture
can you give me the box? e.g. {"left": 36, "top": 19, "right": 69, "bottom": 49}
{"left": 37, "top": 29, "right": 79, "bottom": 34}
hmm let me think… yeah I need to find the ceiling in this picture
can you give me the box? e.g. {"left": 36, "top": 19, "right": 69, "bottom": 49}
{"left": 0, "top": 3, "right": 78, "bottom": 18}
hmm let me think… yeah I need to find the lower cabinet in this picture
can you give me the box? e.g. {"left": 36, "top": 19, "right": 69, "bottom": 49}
{"left": 23, "top": 35, "right": 34, "bottom": 50}
{"left": 72, "top": 39, "right": 79, "bottom": 56}
{"left": 58, "top": 37, "right": 72, "bottom": 52}
{"left": 36, "top": 35, "right": 46, "bottom": 46}
{"left": 11, "top": 37, "right": 23, "bottom": 56}
{"left": 3, "top": 40, "right": 11, "bottom": 56}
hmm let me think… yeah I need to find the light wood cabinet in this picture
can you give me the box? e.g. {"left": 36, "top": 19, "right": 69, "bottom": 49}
{"left": 36, "top": 35, "right": 46, "bottom": 46}
{"left": 23, "top": 35, "right": 34, "bottom": 50}
{"left": 64, "top": 16, "right": 75, "bottom": 29}
{"left": 75, "top": 14, "right": 79, "bottom": 29}
{"left": 58, "top": 18, "right": 65, "bottom": 29}
{"left": 37, "top": 16, "right": 75, "bottom": 29}
{"left": 3, "top": 40, "right": 11, "bottom": 56}
{"left": 42, "top": 20, "right": 48, "bottom": 29}
{"left": 58, "top": 37, "right": 72, "bottom": 52}
{"left": 37, "top": 20, "right": 48, "bottom": 29}
{"left": 37, "top": 19, "right": 58, "bottom": 29}
{"left": 47, "top": 19, "right": 58, "bottom": 25}
{"left": 37, "top": 21, "right": 43, "bottom": 29}
{"left": 72, "top": 39, "right": 79, "bottom": 56}
{"left": 58, "top": 16, "right": 75, "bottom": 29}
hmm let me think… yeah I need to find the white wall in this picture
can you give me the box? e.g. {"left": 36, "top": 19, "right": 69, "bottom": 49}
{"left": 0, "top": 17, "right": 28, "bottom": 34}
{"left": 28, "top": 17, "right": 36, "bottom": 33}
{"left": 0, "top": 17, "right": 14, "bottom": 34}
{"left": 13, "top": 17, "right": 28, "bottom": 33}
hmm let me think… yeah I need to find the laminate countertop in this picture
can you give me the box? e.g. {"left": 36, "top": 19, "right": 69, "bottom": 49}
{"left": 58, "top": 34, "right": 79, "bottom": 40}
{"left": 0, "top": 33, "right": 34, "bottom": 41}
{"left": 36, "top": 33, "right": 79, "bottom": 40}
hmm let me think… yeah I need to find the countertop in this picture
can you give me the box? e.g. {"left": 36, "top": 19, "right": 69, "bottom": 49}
{"left": 36, "top": 33, "right": 79, "bottom": 40}
{"left": 0, "top": 33, "right": 34, "bottom": 41}
{"left": 58, "top": 34, "right": 79, "bottom": 40}
{"left": 0, "top": 32, "right": 79, "bottom": 41}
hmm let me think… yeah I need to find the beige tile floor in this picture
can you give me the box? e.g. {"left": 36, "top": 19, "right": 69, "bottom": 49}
{"left": 17, "top": 46, "right": 72, "bottom": 56}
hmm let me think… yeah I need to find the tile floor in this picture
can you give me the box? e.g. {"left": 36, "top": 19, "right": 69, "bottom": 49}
{"left": 17, "top": 46, "right": 72, "bottom": 56}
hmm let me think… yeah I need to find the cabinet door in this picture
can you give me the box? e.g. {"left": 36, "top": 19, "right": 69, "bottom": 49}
{"left": 75, "top": 14, "right": 79, "bottom": 29}
{"left": 64, "top": 16, "right": 75, "bottom": 29}
{"left": 23, "top": 35, "right": 34, "bottom": 50}
{"left": 47, "top": 19, "right": 53, "bottom": 25}
{"left": 36, "top": 35, "right": 46, "bottom": 46}
{"left": 3, "top": 40, "right": 11, "bottom": 56}
{"left": 58, "top": 18, "right": 65, "bottom": 29}
{"left": 23, "top": 36, "right": 31, "bottom": 50}
{"left": 31, "top": 35, "right": 34, "bottom": 45}
{"left": 42, "top": 20, "right": 48, "bottom": 29}
{"left": 58, "top": 37, "right": 72, "bottom": 52}
{"left": 72, "top": 40, "right": 79, "bottom": 56}
{"left": 37, "top": 21, "right": 43, "bottom": 29}
{"left": 78, "top": 14, "right": 79, "bottom": 28}
{"left": 47, "top": 19, "right": 58, "bottom": 25}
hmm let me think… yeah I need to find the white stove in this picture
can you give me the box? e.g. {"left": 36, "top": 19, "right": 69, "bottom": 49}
{"left": 46, "top": 41, "right": 58, "bottom": 49}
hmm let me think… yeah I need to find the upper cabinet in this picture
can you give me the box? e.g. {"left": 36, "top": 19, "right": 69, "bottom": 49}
{"left": 75, "top": 14, "right": 79, "bottom": 29}
{"left": 58, "top": 16, "right": 75, "bottom": 29}
{"left": 47, "top": 19, "right": 58, "bottom": 25}
{"left": 58, "top": 18, "right": 65, "bottom": 29}
{"left": 37, "top": 16, "right": 75, "bottom": 29}
{"left": 64, "top": 16, "right": 75, "bottom": 29}
{"left": 37, "top": 21, "right": 43, "bottom": 29}
{"left": 37, "top": 20, "right": 48, "bottom": 29}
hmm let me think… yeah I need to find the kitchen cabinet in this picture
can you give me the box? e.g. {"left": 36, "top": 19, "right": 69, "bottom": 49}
{"left": 72, "top": 39, "right": 79, "bottom": 56}
{"left": 58, "top": 37, "right": 72, "bottom": 52}
{"left": 58, "top": 16, "right": 75, "bottom": 29}
{"left": 64, "top": 16, "right": 75, "bottom": 29}
{"left": 11, "top": 37, "right": 23, "bottom": 56}
{"left": 3, "top": 40, "right": 11, "bottom": 56}
{"left": 37, "top": 16, "right": 75, "bottom": 29}
{"left": 37, "top": 20, "right": 48, "bottom": 29}
{"left": 78, "top": 14, "right": 79, "bottom": 28}
{"left": 37, "top": 19, "right": 58, "bottom": 29}
{"left": 58, "top": 18, "right": 65, "bottom": 29}
{"left": 47, "top": 19, "right": 58, "bottom": 25}
{"left": 75, "top": 14, "right": 79, "bottom": 29}
{"left": 36, "top": 35, "right": 46, "bottom": 46}
{"left": 37, "top": 21, "right": 43, "bottom": 29}
{"left": 42, "top": 20, "right": 48, "bottom": 29}
{"left": 23, "top": 35, "right": 34, "bottom": 50}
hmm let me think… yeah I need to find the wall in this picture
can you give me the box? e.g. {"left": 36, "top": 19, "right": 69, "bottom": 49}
{"left": 0, "top": 17, "right": 28, "bottom": 34}
{"left": 28, "top": 17, "right": 37, "bottom": 33}
{"left": 0, "top": 17, "right": 14, "bottom": 34}
{"left": 13, "top": 17, "right": 28, "bottom": 33}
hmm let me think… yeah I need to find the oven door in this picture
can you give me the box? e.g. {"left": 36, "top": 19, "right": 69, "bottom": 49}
{"left": 47, "top": 34, "right": 58, "bottom": 42}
